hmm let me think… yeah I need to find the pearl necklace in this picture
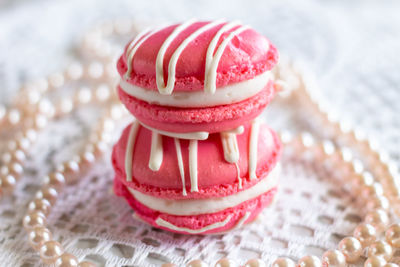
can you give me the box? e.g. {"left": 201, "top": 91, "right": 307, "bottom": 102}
{"left": 0, "top": 19, "right": 398, "bottom": 267}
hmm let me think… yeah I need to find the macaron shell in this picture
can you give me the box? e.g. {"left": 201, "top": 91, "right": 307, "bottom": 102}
{"left": 114, "top": 176, "right": 277, "bottom": 235}
{"left": 117, "top": 81, "right": 275, "bottom": 134}
{"left": 117, "top": 21, "right": 278, "bottom": 92}
{"left": 112, "top": 121, "right": 281, "bottom": 200}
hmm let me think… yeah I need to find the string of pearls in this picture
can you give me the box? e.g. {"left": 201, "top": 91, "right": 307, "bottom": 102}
{"left": 0, "top": 61, "right": 118, "bottom": 198}
{"left": 0, "top": 17, "right": 133, "bottom": 198}
{"left": 22, "top": 101, "right": 126, "bottom": 267}
{"left": 0, "top": 19, "right": 397, "bottom": 267}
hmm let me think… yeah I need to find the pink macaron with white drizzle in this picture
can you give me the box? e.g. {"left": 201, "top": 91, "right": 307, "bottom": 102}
{"left": 112, "top": 19, "right": 282, "bottom": 235}
{"left": 116, "top": 20, "right": 278, "bottom": 137}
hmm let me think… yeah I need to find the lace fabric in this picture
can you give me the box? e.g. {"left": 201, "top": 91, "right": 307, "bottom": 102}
{"left": 0, "top": 0, "right": 399, "bottom": 266}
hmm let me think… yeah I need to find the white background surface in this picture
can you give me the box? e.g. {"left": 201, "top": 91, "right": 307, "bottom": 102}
{"left": 0, "top": 0, "right": 399, "bottom": 266}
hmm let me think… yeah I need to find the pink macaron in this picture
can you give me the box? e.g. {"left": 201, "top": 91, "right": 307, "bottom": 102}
{"left": 116, "top": 20, "right": 279, "bottom": 134}
{"left": 112, "top": 121, "right": 281, "bottom": 234}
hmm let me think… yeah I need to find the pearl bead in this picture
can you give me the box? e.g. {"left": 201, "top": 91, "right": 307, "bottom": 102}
{"left": 272, "top": 258, "right": 296, "bottom": 267}
{"left": 39, "top": 240, "right": 64, "bottom": 264}
{"left": 24, "top": 129, "right": 37, "bottom": 142}
{"left": 9, "top": 162, "right": 23, "bottom": 177}
{"left": 361, "top": 172, "right": 374, "bottom": 187}
{"left": 95, "top": 84, "right": 110, "bottom": 102}
{"left": 8, "top": 109, "right": 21, "bottom": 124}
{"left": 362, "top": 182, "right": 384, "bottom": 198}
{"left": 18, "top": 134, "right": 32, "bottom": 147}
{"left": 365, "top": 209, "right": 389, "bottom": 232}
{"left": 48, "top": 73, "right": 65, "bottom": 88}
{"left": 1, "top": 152, "right": 12, "bottom": 164}
{"left": 353, "top": 223, "right": 377, "bottom": 247}
{"left": 0, "top": 174, "right": 17, "bottom": 194}
{"left": 28, "top": 198, "right": 52, "bottom": 215}
{"left": 35, "top": 186, "right": 58, "bottom": 205}
{"left": 350, "top": 158, "right": 364, "bottom": 174}
{"left": 76, "top": 87, "right": 92, "bottom": 104}
{"left": 88, "top": 62, "right": 104, "bottom": 79}
{"left": 214, "top": 258, "right": 238, "bottom": 267}
{"left": 321, "top": 250, "right": 346, "bottom": 267}
{"left": 28, "top": 226, "right": 52, "bottom": 250}
{"left": 66, "top": 63, "right": 84, "bottom": 80}
{"left": 100, "top": 118, "right": 115, "bottom": 132}
{"left": 87, "top": 141, "right": 107, "bottom": 157}
{"left": 57, "top": 161, "right": 80, "bottom": 183}
{"left": 350, "top": 173, "right": 368, "bottom": 191}
{"left": 338, "top": 237, "right": 362, "bottom": 263}
{"left": 368, "top": 241, "right": 393, "bottom": 261}
{"left": 364, "top": 256, "right": 386, "bottom": 267}
{"left": 385, "top": 224, "right": 400, "bottom": 247}
{"left": 244, "top": 258, "right": 266, "bottom": 267}
{"left": 80, "top": 151, "right": 96, "bottom": 166}
{"left": 23, "top": 211, "right": 46, "bottom": 230}
{"left": 109, "top": 104, "right": 125, "bottom": 120}
{"left": 187, "top": 259, "right": 209, "bottom": 267}
{"left": 12, "top": 149, "right": 26, "bottom": 162}
{"left": 55, "top": 253, "right": 79, "bottom": 267}
{"left": 78, "top": 261, "right": 97, "bottom": 267}
{"left": 297, "top": 256, "right": 322, "bottom": 267}
{"left": 58, "top": 98, "right": 74, "bottom": 114}
{"left": 38, "top": 98, "right": 55, "bottom": 117}
{"left": 279, "top": 131, "right": 293, "bottom": 144}
{"left": 34, "top": 114, "right": 48, "bottom": 129}
{"left": 44, "top": 172, "right": 66, "bottom": 190}
{"left": 367, "top": 196, "right": 390, "bottom": 211}
{"left": 0, "top": 166, "right": 8, "bottom": 176}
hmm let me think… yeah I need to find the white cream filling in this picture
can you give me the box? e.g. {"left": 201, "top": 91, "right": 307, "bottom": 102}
{"left": 127, "top": 164, "right": 280, "bottom": 216}
{"left": 155, "top": 214, "right": 233, "bottom": 234}
{"left": 119, "top": 71, "right": 273, "bottom": 108}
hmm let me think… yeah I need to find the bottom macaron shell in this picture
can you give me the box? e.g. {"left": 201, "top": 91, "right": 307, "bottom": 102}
{"left": 114, "top": 177, "right": 277, "bottom": 235}
{"left": 112, "top": 122, "right": 281, "bottom": 199}
{"left": 117, "top": 81, "right": 275, "bottom": 134}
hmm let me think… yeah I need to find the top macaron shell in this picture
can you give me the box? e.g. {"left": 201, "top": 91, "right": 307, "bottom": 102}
{"left": 117, "top": 21, "right": 278, "bottom": 92}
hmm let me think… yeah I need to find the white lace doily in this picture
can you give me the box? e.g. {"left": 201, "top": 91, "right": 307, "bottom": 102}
{"left": 0, "top": 1, "right": 399, "bottom": 266}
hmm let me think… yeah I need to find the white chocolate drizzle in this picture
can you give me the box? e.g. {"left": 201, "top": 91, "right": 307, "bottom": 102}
{"left": 125, "top": 121, "right": 140, "bottom": 182}
{"left": 220, "top": 125, "right": 244, "bottom": 188}
{"left": 124, "top": 28, "right": 159, "bottom": 79}
{"left": 148, "top": 132, "right": 163, "bottom": 171}
{"left": 156, "top": 19, "right": 224, "bottom": 95}
{"left": 189, "top": 140, "right": 199, "bottom": 192}
{"left": 124, "top": 20, "right": 257, "bottom": 95}
{"left": 140, "top": 121, "right": 209, "bottom": 140}
{"left": 220, "top": 132, "right": 240, "bottom": 163}
{"left": 174, "top": 138, "right": 187, "bottom": 196}
{"left": 235, "top": 163, "right": 242, "bottom": 189}
{"left": 204, "top": 21, "right": 242, "bottom": 94}
{"left": 248, "top": 119, "right": 260, "bottom": 180}
{"left": 155, "top": 214, "right": 232, "bottom": 234}
{"left": 232, "top": 212, "right": 251, "bottom": 230}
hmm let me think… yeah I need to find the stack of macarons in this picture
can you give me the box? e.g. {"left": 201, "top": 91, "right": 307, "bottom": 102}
{"left": 112, "top": 20, "right": 282, "bottom": 235}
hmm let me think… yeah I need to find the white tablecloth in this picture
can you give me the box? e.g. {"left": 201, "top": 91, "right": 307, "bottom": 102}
{"left": 0, "top": 0, "right": 399, "bottom": 266}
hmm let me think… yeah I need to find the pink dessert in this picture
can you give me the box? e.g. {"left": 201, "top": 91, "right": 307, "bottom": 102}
{"left": 112, "top": 20, "right": 282, "bottom": 235}
{"left": 113, "top": 122, "right": 281, "bottom": 234}
{"left": 116, "top": 20, "right": 278, "bottom": 134}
